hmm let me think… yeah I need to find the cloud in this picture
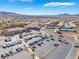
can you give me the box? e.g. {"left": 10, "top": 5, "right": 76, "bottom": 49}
{"left": 20, "top": 0, "right": 32, "bottom": 2}
{"left": 9, "top": 0, "right": 17, "bottom": 2}
{"left": 44, "top": 2, "right": 76, "bottom": 7}
{"left": 9, "top": 0, "right": 32, "bottom": 2}
{"left": 25, "top": 7, "right": 32, "bottom": 10}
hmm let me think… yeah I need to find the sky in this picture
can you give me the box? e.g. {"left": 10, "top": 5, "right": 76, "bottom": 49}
{"left": 0, "top": 0, "right": 79, "bottom": 15}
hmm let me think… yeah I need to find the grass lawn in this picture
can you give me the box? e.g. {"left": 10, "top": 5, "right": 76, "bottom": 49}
{"left": 43, "top": 29, "right": 54, "bottom": 33}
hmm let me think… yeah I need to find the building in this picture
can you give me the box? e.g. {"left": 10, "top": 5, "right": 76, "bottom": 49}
{"left": 3, "top": 27, "right": 26, "bottom": 36}
{"left": 46, "top": 24, "right": 59, "bottom": 29}
{"left": 59, "top": 21, "right": 77, "bottom": 32}
{"left": 59, "top": 27, "right": 76, "bottom": 32}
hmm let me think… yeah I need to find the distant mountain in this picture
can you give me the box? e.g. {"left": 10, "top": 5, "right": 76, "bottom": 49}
{"left": 0, "top": 11, "right": 79, "bottom": 20}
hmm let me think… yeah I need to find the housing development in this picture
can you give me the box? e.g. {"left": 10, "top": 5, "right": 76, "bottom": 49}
{"left": 0, "top": 18, "right": 79, "bottom": 59}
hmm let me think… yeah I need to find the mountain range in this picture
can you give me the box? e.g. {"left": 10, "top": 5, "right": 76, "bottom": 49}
{"left": 0, "top": 11, "right": 79, "bottom": 20}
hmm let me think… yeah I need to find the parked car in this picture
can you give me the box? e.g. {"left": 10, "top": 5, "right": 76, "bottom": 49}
{"left": 2, "top": 44, "right": 10, "bottom": 49}
{"left": 59, "top": 35, "right": 63, "bottom": 37}
{"left": 17, "top": 40, "right": 22, "bottom": 44}
{"left": 10, "top": 43, "right": 15, "bottom": 47}
{"left": 74, "top": 45, "right": 79, "bottom": 48}
{"left": 16, "top": 47, "right": 23, "bottom": 52}
{"left": 54, "top": 44, "right": 59, "bottom": 46}
{"left": 2, "top": 45, "right": 7, "bottom": 49}
{"left": 8, "top": 51, "right": 14, "bottom": 55}
{"left": 1, "top": 53, "right": 6, "bottom": 58}
{"left": 6, "top": 52, "right": 10, "bottom": 56}
{"left": 46, "top": 40, "right": 50, "bottom": 42}
{"left": 57, "top": 31, "right": 62, "bottom": 34}
{"left": 64, "top": 42, "right": 69, "bottom": 45}
{"left": 37, "top": 44, "right": 41, "bottom": 46}
{"left": 32, "top": 46, "right": 36, "bottom": 48}
{"left": 58, "top": 39, "right": 64, "bottom": 42}
{"left": 6, "top": 44, "right": 10, "bottom": 47}
{"left": 51, "top": 38, "right": 55, "bottom": 41}
{"left": 4, "top": 39, "right": 11, "bottom": 42}
{"left": 40, "top": 42, "right": 44, "bottom": 45}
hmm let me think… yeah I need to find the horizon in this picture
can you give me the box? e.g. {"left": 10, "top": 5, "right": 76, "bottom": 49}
{"left": 0, "top": 0, "right": 79, "bottom": 15}
{"left": 0, "top": 11, "right": 79, "bottom": 16}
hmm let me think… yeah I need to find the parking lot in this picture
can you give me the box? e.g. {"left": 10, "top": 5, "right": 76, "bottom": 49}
{"left": 0, "top": 30, "right": 75, "bottom": 59}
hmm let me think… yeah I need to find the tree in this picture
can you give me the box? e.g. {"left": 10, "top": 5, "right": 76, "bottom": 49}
{"left": 19, "top": 34, "right": 22, "bottom": 38}
{"left": 76, "top": 21, "right": 79, "bottom": 27}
